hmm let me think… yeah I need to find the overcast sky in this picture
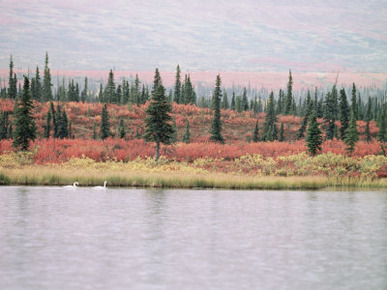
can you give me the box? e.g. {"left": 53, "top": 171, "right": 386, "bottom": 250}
{"left": 1, "top": 0, "right": 386, "bottom": 73}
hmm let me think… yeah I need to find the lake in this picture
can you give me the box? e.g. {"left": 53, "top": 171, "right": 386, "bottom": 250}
{"left": 0, "top": 186, "right": 386, "bottom": 289}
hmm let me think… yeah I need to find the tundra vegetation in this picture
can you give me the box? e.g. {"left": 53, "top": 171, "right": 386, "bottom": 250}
{"left": 0, "top": 54, "right": 386, "bottom": 189}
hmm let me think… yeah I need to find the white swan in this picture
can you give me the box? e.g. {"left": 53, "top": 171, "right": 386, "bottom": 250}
{"left": 93, "top": 181, "right": 107, "bottom": 190}
{"left": 63, "top": 182, "right": 79, "bottom": 189}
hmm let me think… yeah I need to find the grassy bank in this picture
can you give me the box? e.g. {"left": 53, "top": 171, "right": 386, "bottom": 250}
{"left": 0, "top": 152, "right": 386, "bottom": 190}
{"left": 1, "top": 164, "right": 386, "bottom": 190}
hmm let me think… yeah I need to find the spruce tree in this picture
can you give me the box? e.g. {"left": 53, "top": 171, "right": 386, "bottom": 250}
{"left": 12, "top": 76, "right": 36, "bottom": 151}
{"left": 231, "top": 92, "right": 236, "bottom": 111}
{"left": 344, "top": 112, "right": 359, "bottom": 155}
{"left": 323, "top": 86, "right": 338, "bottom": 140}
{"left": 296, "top": 98, "right": 313, "bottom": 140}
{"left": 118, "top": 118, "right": 126, "bottom": 139}
{"left": 377, "top": 106, "right": 386, "bottom": 142}
{"left": 0, "top": 111, "right": 10, "bottom": 139}
{"left": 209, "top": 74, "right": 224, "bottom": 144}
{"left": 252, "top": 120, "right": 259, "bottom": 142}
{"left": 242, "top": 87, "right": 249, "bottom": 111}
{"left": 133, "top": 74, "right": 141, "bottom": 105}
{"left": 339, "top": 88, "right": 350, "bottom": 140}
{"left": 8, "top": 55, "right": 17, "bottom": 99}
{"left": 173, "top": 65, "right": 182, "bottom": 104}
{"left": 144, "top": 68, "right": 175, "bottom": 161}
{"left": 42, "top": 52, "right": 53, "bottom": 102}
{"left": 222, "top": 90, "right": 229, "bottom": 109}
{"left": 262, "top": 92, "right": 278, "bottom": 141}
{"left": 81, "top": 77, "right": 88, "bottom": 103}
{"left": 98, "top": 83, "right": 104, "bottom": 103}
{"left": 182, "top": 120, "right": 191, "bottom": 144}
{"left": 58, "top": 110, "right": 69, "bottom": 139}
{"left": 100, "top": 104, "right": 111, "bottom": 140}
{"left": 284, "top": 70, "right": 293, "bottom": 115}
{"left": 104, "top": 70, "right": 117, "bottom": 103}
{"left": 31, "top": 66, "right": 42, "bottom": 101}
{"left": 235, "top": 95, "right": 243, "bottom": 113}
{"left": 351, "top": 83, "right": 358, "bottom": 120}
{"left": 305, "top": 111, "right": 323, "bottom": 156}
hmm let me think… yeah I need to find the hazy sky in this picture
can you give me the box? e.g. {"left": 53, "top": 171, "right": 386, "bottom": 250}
{"left": 1, "top": 0, "right": 386, "bottom": 73}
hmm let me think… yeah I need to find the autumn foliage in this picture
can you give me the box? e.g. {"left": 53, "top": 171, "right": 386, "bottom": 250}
{"left": 0, "top": 99, "right": 385, "bottom": 166}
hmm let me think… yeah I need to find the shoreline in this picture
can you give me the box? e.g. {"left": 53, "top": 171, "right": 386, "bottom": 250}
{"left": 1, "top": 166, "right": 386, "bottom": 190}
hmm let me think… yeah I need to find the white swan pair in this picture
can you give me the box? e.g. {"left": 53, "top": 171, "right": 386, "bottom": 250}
{"left": 63, "top": 181, "right": 108, "bottom": 189}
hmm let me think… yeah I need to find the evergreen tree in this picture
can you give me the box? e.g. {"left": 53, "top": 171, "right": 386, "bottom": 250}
{"left": 116, "top": 84, "right": 122, "bottom": 105}
{"left": 139, "top": 84, "right": 146, "bottom": 104}
{"left": 182, "top": 120, "right": 191, "bottom": 144}
{"left": 344, "top": 112, "right": 359, "bottom": 155}
{"left": 12, "top": 76, "right": 36, "bottom": 151}
{"left": 8, "top": 55, "right": 17, "bottom": 99}
{"left": 351, "top": 83, "right": 358, "bottom": 120}
{"left": 0, "top": 111, "right": 11, "bottom": 139}
{"left": 365, "top": 97, "right": 373, "bottom": 121}
{"left": 173, "top": 65, "right": 182, "bottom": 104}
{"left": 279, "top": 123, "right": 285, "bottom": 142}
{"left": 98, "top": 83, "right": 104, "bottom": 103}
{"left": 305, "top": 111, "right": 323, "bottom": 156}
{"left": 182, "top": 74, "right": 196, "bottom": 104}
{"left": 277, "top": 89, "right": 284, "bottom": 114}
{"left": 377, "top": 106, "right": 386, "bottom": 142}
{"left": 296, "top": 98, "right": 313, "bottom": 140}
{"left": 252, "top": 121, "right": 259, "bottom": 142}
{"left": 118, "top": 118, "right": 126, "bottom": 139}
{"left": 132, "top": 74, "right": 141, "bottom": 105}
{"left": 357, "top": 94, "right": 363, "bottom": 120}
{"left": 209, "top": 74, "right": 224, "bottom": 144}
{"left": 262, "top": 91, "right": 278, "bottom": 141}
{"left": 121, "top": 79, "right": 130, "bottom": 104}
{"left": 231, "top": 92, "right": 236, "bottom": 111}
{"left": 81, "top": 77, "right": 88, "bottom": 103}
{"left": 42, "top": 52, "right": 53, "bottom": 102}
{"left": 236, "top": 95, "right": 243, "bottom": 113}
{"left": 339, "top": 88, "right": 350, "bottom": 140}
{"left": 43, "top": 110, "right": 52, "bottom": 138}
{"left": 100, "top": 104, "right": 111, "bottom": 140}
{"left": 104, "top": 70, "right": 117, "bottom": 103}
{"left": 144, "top": 68, "right": 175, "bottom": 161}
{"left": 323, "top": 86, "right": 338, "bottom": 140}
{"left": 58, "top": 110, "right": 69, "bottom": 139}
{"left": 242, "top": 87, "right": 249, "bottom": 111}
{"left": 31, "top": 66, "right": 42, "bottom": 101}
{"left": 50, "top": 102, "right": 58, "bottom": 138}
{"left": 222, "top": 89, "right": 229, "bottom": 109}
{"left": 284, "top": 70, "right": 293, "bottom": 115}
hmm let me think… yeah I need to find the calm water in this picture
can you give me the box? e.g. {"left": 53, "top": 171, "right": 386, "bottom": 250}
{"left": 0, "top": 187, "right": 386, "bottom": 290}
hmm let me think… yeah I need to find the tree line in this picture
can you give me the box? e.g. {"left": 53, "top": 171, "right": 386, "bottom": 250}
{"left": 1, "top": 54, "right": 386, "bottom": 159}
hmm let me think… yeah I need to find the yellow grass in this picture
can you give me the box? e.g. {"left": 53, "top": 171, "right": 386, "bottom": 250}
{"left": 1, "top": 164, "right": 386, "bottom": 190}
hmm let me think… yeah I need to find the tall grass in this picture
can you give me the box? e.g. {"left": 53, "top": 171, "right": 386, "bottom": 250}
{"left": 1, "top": 166, "right": 386, "bottom": 190}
